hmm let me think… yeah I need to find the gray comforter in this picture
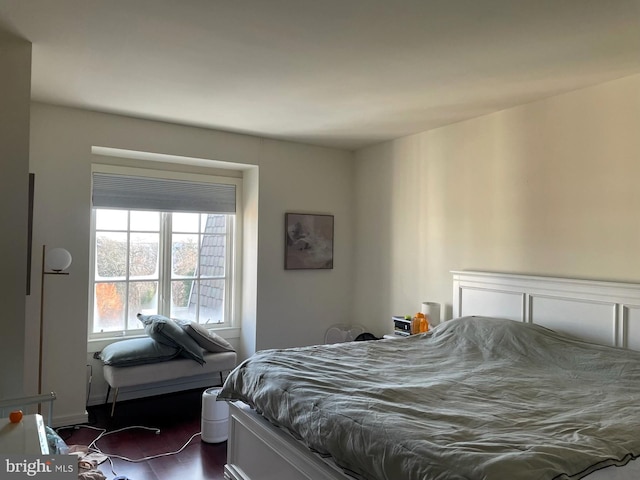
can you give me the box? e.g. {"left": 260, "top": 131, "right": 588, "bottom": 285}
{"left": 218, "top": 317, "right": 640, "bottom": 480}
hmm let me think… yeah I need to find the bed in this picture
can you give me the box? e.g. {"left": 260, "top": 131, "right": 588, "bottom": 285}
{"left": 217, "top": 271, "right": 640, "bottom": 480}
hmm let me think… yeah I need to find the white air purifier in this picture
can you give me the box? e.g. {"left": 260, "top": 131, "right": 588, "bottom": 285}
{"left": 201, "top": 387, "right": 229, "bottom": 443}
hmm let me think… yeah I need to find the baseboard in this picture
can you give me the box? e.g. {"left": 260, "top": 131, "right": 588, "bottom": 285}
{"left": 53, "top": 410, "right": 88, "bottom": 428}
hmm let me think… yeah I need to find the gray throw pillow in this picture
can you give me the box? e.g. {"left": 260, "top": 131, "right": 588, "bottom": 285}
{"left": 99, "top": 337, "right": 180, "bottom": 367}
{"left": 137, "top": 314, "right": 205, "bottom": 365}
{"left": 182, "top": 321, "right": 235, "bottom": 353}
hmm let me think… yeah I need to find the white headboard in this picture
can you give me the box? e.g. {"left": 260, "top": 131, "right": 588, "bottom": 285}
{"left": 452, "top": 271, "right": 640, "bottom": 351}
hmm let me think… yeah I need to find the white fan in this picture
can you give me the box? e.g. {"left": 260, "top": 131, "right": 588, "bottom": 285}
{"left": 324, "top": 324, "right": 366, "bottom": 344}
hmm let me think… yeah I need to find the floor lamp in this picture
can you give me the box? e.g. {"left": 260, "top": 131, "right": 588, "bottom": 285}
{"left": 39, "top": 245, "right": 72, "bottom": 400}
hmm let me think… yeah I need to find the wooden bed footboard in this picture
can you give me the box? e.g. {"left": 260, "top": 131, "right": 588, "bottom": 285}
{"left": 224, "top": 401, "right": 351, "bottom": 480}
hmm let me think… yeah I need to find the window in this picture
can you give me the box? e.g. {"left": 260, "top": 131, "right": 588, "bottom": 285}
{"left": 90, "top": 167, "right": 240, "bottom": 338}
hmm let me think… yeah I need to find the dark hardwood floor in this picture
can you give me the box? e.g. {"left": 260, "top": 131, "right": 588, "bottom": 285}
{"left": 57, "top": 388, "right": 227, "bottom": 480}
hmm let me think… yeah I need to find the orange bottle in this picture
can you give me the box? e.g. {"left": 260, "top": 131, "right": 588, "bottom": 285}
{"left": 412, "top": 312, "right": 429, "bottom": 334}
{"left": 419, "top": 314, "right": 429, "bottom": 333}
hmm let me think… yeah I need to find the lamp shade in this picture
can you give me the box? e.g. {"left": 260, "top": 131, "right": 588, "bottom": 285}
{"left": 46, "top": 248, "right": 72, "bottom": 272}
{"left": 421, "top": 302, "right": 441, "bottom": 327}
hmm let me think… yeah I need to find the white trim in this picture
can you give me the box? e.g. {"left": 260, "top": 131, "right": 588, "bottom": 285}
{"left": 52, "top": 411, "right": 88, "bottom": 429}
{"left": 91, "top": 146, "right": 251, "bottom": 172}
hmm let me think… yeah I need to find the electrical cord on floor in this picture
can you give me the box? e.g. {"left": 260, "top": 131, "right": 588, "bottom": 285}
{"left": 56, "top": 424, "right": 202, "bottom": 478}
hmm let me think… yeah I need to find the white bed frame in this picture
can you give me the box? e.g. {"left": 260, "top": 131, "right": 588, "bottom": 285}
{"left": 451, "top": 270, "right": 640, "bottom": 351}
{"left": 224, "top": 271, "right": 640, "bottom": 480}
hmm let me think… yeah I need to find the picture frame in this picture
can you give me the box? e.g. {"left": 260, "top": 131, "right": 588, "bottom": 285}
{"left": 285, "top": 213, "right": 334, "bottom": 270}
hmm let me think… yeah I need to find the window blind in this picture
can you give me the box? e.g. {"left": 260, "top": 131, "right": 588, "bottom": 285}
{"left": 92, "top": 172, "right": 236, "bottom": 213}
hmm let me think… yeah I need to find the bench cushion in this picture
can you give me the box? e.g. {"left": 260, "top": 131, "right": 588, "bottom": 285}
{"left": 99, "top": 337, "right": 180, "bottom": 367}
{"left": 103, "top": 351, "right": 237, "bottom": 389}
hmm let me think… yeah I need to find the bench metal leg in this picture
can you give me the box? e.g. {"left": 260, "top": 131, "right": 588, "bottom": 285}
{"left": 105, "top": 385, "right": 111, "bottom": 405}
{"left": 110, "top": 387, "right": 119, "bottom": 417}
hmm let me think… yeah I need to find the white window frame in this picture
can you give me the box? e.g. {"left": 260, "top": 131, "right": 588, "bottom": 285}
{"left": 89, "top": 164, "right": 242, "bottom": 340}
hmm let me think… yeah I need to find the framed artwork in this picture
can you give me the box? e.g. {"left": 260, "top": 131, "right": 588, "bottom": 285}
{"left": 285, "top": 213, "right": 334, "bottom": 270}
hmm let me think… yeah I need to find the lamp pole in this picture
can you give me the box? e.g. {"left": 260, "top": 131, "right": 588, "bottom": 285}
{"left": 38, "top": 245, "right": 71, "bottom": 399}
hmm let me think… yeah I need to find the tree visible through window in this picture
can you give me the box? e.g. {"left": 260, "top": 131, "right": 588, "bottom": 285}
{"left": 91, "top": 209, "right": 233, "bottom": 336}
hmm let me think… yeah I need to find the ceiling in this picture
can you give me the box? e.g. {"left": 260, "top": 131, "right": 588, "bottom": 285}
{"left": 1, "top": 0, "right": 639, "bottom": 151}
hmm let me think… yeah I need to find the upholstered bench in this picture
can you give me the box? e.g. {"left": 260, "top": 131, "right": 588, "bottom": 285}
{"left": 103, "top": 349, "right": 237, "bottom": 416}
{"left": 99, "top": 314, "right": 238, "bottom": 416}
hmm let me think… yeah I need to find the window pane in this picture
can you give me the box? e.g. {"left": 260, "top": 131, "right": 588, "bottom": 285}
{"left": 204, "top": 214, "right": 226, "bottom": 234}
{"left": 172, "top": 234, "right": 198, "bottom": 277}
{"left": 169, "top": 279, "right": 224, "bottom": 323}
{"left": 91, "top": 205, "right": 235, "bottom": 337}
{"left": 173, "top": 212, "right": 199, "bottom": 233}
{"left": 130, "top": 233, "right": 159, "bottom": 278}
{"left": 96, "top": 209, "right": 128, "bottom": 231}
{"left": 94, "top": 282, "right": 126, "bottom": 332}
{"left": 96, "top": 232, "right": 127, "bottom": 279}
{"left": 130, "top": 210, "right": 160, "bottom": 232}
{"left": 198, "top": 279, "right": 225, "bottom": 324}
{"left": 200, "top": 233, "right": 225, "bottom": 277}
{"left": 127, "top": 281, "right": 158, "bottom": 329}
{"left": 171, "top": 279, "right": 196, "bottom": 321}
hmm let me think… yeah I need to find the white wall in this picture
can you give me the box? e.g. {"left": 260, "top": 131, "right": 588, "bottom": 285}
{"left": 255, "top": 139, "right": 355, "bottom": 350}
{"left": 27, "top": 103, "right": 354, "bottom": 423}
{"left": 353, "top": 74, "right": 640, "bottom": 336}
{"left": 0, "top": 29, "right": 31, "bottom": 400}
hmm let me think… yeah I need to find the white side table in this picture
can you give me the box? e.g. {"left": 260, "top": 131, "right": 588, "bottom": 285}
{"left": 0, "top": 414, "right": 49, "bottom": 454}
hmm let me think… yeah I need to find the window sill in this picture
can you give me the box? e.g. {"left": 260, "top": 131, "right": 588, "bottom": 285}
{"left": 87, "top": 326, "right": 241, "bottom": 353}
